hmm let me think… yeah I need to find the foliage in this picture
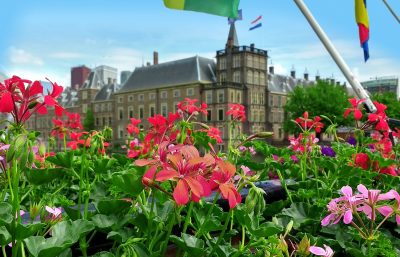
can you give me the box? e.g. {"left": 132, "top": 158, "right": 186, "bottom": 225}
{"left": 83, "top": 109, "right": 95, "bottom": 131}
{"left": 284, "top": 80, "right": 350, "bottom": 133}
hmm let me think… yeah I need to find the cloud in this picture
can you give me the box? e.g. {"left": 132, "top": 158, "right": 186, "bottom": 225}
{"left": 8, "top": 47, "right": 43, "bottom": 66}
{"left": 49, "top": 52, "right": 83, "bottom": 59}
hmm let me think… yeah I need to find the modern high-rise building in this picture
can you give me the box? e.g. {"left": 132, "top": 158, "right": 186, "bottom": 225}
{"left": 71, "top": 65, "right": 91, "bottom": 90}
{"left": 361, "top": 76, "right": 399, "bottom": 99}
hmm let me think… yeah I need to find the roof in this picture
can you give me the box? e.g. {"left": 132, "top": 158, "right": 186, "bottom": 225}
{"left": 60, "top": 87, "right": 79, "bottom": 108}
{"left": 94, "top": 83, "right": 118, "bottom": 101}
{"left": 82, "top": 70, "right": 104, "bottom": 90}
{"left": 120, "top": 56, "right": 216, "bottom": 92}
{"left": 227, "top": 23, "right": 239, "bottom": 47}
{"left": 268, "top": 73, "right": 315, "bottom": 94}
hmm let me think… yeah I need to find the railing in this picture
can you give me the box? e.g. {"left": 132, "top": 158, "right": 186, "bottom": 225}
{"left": 216, "top": 46, "right": 268, "bottom": 56}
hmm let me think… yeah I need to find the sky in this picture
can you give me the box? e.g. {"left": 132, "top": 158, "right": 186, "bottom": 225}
{"left": 1, "top": 0, "right": 399, "bottom": 87}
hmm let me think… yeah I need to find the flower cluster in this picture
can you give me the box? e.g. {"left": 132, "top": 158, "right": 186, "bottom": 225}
{"left": 0, "top": 76, "right": 64, "bottom": 125}
{"left": 295, "top": 112, "right": 324, "bottom": 132}
{"left": 51, "top": 112, "right": 83, "bottom": 138}
{"left": 226, "top": 103, "right": 246, "bottom": 122}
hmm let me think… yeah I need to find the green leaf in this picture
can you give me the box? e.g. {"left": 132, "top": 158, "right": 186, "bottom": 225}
{"left": 24, "top": 236, "right": 65, "bottom": 257}
{"left": 91, "top": 214, "right": 118, "bottom": 229}
{"left": 25, "top": 168, "right": 64, "bottom": 185}
{"left": 46, "top": 151, "right": 74, "bottom": 169}
{"left": 0, "top": 226, "right": 11, "bottom": 245}
{"left": 170, "top": 233, "right": 205, "bottom": 257}
{"left": 111, "top": 171, "right": 144, "bottom": 196}
{"left": 95, "top": 199, "right": 131, "bottom": 215}
{"left": 0, "top": 202, "right": 13, "bottom": 226}
{"left": 252, "top": 222, "right": 282, "bottom": 237}
{"left": 15, "top": 223, "right": 45, "bottom": 240}
{"left": 93, "top": 156, "right": 116, "bottom": 174}
{"left": 280, "top": 202, "right": 323, "bottom": 229}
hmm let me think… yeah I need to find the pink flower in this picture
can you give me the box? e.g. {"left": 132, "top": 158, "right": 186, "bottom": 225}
{"left": 309, "top": 244, "right": 334, "bottom": 257}
{"left": 249, "top": 147, "right": 256, "bottom": 155}
{"left": 45, "top": 206, "right": 62, "bottom": 219}
{"left": 356, "top": 184, "right": 395, "bottom": 220}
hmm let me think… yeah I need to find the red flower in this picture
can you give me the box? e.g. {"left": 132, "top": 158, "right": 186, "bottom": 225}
{"left": 313, "top": 116, "right": 324, "bottom": 133}
{"left": 353, "top": 153, "right": 370, "bottom": 170}
{"left": 368, "top": 101, "right": 388, "bottom": 131}
{"left": 127, "top": 118, "right": 141, "bottom": 135}
{"left": 379, "top": 166, "right": 398, "bottom": 176}
{"left": 154, "top": 145, "right": 212, "bottom": 205}
{"left": 210, "top": 161, "right": 241, "bottom": 208}
{"left": 295, "top": 112, "right": 314, "bottom": 130}
{"left": 177, "top": 98, "right": 207, "bottom": 115}
{"left": 226, "top": 104, "right": 246, "bottom": 122}
{"left": 206, "top": 126, "right": 223, "bottom": 143}
{"left": 344, "top": 98, "right": 364, "bottom": 120}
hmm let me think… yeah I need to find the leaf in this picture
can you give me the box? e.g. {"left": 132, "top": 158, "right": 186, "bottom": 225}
{"left": 170, "top": 233, "right": 205, "bottom": 257}
{"left": 251, "top": 222, "right": 282, "bottom": 237}
{"left": 25, "top": 168, "right": 64, "bottom": 185}
{"left": 111, "top": 171, "right": 144, "bottom": 196}
{"left": 154, "top": 200, "right": 175, "bottom": 222}
{"left": 0, "top": 202, "right": 13, "bottom": 226}
{"left": 280, "top": 202, "right": 323, "bottom": 229}
{"left": 0, "top": 226, "right": 11, "bottom": 245}
{"left": 95, "top": 199, "right": 131, "bottom": 215}
{"left": 93, "top": 156, "right": 116, "bottom": 174}
{"left": 46, "top": 151, "right": 74, "bottom": 169}
{"left": 91, "top": 214, "right": 118, "bottom": 229}
{"left": 15, "top": 223, "right": 45, "bottom": 240}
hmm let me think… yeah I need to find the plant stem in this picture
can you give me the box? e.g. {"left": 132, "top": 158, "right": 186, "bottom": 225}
{"left": 195, "top": 193, "right": 219, "bottom": 237}
{"left": 240, "top": 226, "right": 245, "bottom": 250}
{"left": 160, "top": 210, "right": 177, "bottom": 256}
{"left": 209, "top": 209, "right": 232, "bottom": 256}
{"left": 276, "top": 169, "right": 293, "bottom": 203}
{"left": 2, "top": 246, "right": 7, "bottom": 257}
{"left": 182, "top": 202, "right": 194, "bottom": 234}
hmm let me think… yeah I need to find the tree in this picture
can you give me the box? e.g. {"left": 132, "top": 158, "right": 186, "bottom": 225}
{"left": 284, "top": 80, "right": 351, "bottom": 133}
{"left": 371, "top": 92, "right": 400, "bottom": 120}
{"left": 83, "top": 109, "right": 95, "bottom": 131}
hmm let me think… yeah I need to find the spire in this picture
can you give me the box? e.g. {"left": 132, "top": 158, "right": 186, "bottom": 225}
{"left": 226, "top": 23, "right": 239, "bottom": 48}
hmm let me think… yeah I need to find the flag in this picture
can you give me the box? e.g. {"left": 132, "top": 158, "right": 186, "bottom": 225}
{"left": 251, "top": 15, "right": 262, "bottom": 24}
{"left": 228, "top": 9, "right": 242, "bottom": 24}
{"left": 355, "top": 0, "right": 370, "bottom": 61}
{"left": 163, "top": 0, "right": 240, "bottom": 18}
{"left": 249, "top": 23, "right": 262, "bottom": 31}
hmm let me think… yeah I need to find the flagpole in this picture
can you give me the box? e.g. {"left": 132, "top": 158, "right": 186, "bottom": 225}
{"left": 293, "top": 0, "right": 377, "bottom": 113}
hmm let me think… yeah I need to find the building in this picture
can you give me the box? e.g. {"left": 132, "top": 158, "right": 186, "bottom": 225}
{"left": 94, "top": 65, "right": 118, "bottom": 86}
{"left": 26, "top": 24, "right": 319, "bottom": 149}
{"left": 361, "top": 76, "right": 399, "bottom": 99}
{"left": 120, "top": 71, "right": 132, "bottom": 85}
{"left": 71, "top": 65, "right": 91, "bottom": 90}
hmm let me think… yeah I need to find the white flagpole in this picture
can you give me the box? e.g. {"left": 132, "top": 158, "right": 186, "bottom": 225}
{"left": 293, "top": 0, "right": 377, "bottom": 113}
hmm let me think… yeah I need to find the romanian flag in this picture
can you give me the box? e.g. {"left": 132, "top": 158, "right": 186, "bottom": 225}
{"left": 163, "top": 0, "right": 240, "bottom": 18}
{"left": 355, "top": 0, "right": 370, "bottom": 61}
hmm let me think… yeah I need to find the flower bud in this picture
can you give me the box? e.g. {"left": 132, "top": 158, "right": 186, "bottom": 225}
{"left": 297, "top": 235, "right": 311, "bottom": 256}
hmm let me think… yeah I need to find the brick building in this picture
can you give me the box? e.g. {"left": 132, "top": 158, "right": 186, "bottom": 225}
{"left": 71, "top": 65, "right": 91, "bottom": 90}
{"left": 26, "top": 24, "right": 318, "bottom": 149}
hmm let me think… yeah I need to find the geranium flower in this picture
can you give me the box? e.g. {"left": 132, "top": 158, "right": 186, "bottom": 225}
{"left": 313, "top": 116, "right": 324, "bottom": 133}
{"left": 226, "top": 103, "right": 246, "bottom": 122}
{"left": 353, "top": 153, "right": 370, "bottom": 170}
{"left": 309, "top": 244, "right": 334, "bottom": 257}
{"left": 344, "top": 98, "right": 364, "bottom": 120}
{"left": 210, "top": 161, "right": 242, "bottom": 208}
{"left": 206, "top": 126, "right": 222, "bottom": 143}
{"left": 295, "top": 112, "right": 314, "bottom": 130}
{"left": 356, "top": 184, "right": 395, "bottom": 220}
{"left": 368, "top": 101, "right": 388, "bottom": 131}
{"left": 177, "top": 98, "right": 207, "bottom": 115}
{"left": 127, "top": 118, "right": 141, "bottom": 135}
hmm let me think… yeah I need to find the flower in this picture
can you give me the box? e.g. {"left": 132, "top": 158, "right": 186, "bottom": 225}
{"left": 210, "top": 161, "right": 242, "bottom": 208}
{"left": 367, "top": 101, "right": 389, "bottom": 131}
{"left": 295, "top": 112, "right": 314, "bottom": 130}
{"left": 321, "top": 146, "right": 336, "bottom": 157}
{"left": 206, "top": 126, "right": 223, "bottom": 143}
{"left": 249, "top": 146, "right": 256, "bottom": 155}
{"left": 309, "top": 244, "right": 334, "bottom": 257}
{"left": 127, "top": 118, "right": 141, "bottom": 135}
{"left": 353, "top": 153, "right": 370, "bottom": 170}
{"left": 226, "top": 103, "right": 246, "bottom": 122}
{"left": 344, "top": 98, "right": 364, "bottom": 120}
{"left": 177, "top": 98, "right": 207, "bottom": 115}
{"left": 347, "top": 136, "right": 357, "bottom": 146}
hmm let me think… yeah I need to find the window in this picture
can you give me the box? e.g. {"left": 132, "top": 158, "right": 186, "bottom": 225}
{"left": 102, "top": 117, "right": 106, "bottom": 126}
{"left": 94, "top": 104, "right": 99, "bottom": 112}
{"left": 219, "top": 58, "right": 226, "bottom": 69}
{"left": 101, "top": 104, "right": 105, "bottom": 112}
{"left": 236, "top": 92, "right": 241, "bottom": 103}
{"left": 207, "top": 110, "right": 212, "bottom": 121}
{"left": 220, "top": 72, "right": 227, "bottom": 82}
{"left": 118, "top": 107, "right": 123, "bottom": 120}
{"left": 260, "top": 93, "right": 265, "bottom": 105}
{"left": 203, "top": 92, "right": 211, "bottom": 105}
{"left": 139, "top": 94, "right": 144, "bottom": 101}
{"left": 108, "top": 103, "right": 112, "bottom": 111}
{"left": 128, "top": 95, "right": 134, "bottom": 102}
{"left": 247, "top": 70, "right": 253, "bottom": 84}
{"left": 278, "top": 96, "right": 282, "bottom": 107}
{"left": 161, "top": 103, "right": 168, "bottom": 117}
{"left": 160, "top": 91, "right": 167, "bottom": 99}
{"left": 96, "top": 118, "right": 99, "bottom": 126}
{"left": 128, "top": 106, "right": 134, "bottom": 118}
{"left": 82, "top": 104, "right": 87, "bottom": 113}
{"left": 149, "top": 104, "right": 155, "bottom": 117}
{"left": 149, "top": 93, "right": 156, "bottom": 100}
{"left": 260, "top": 72, "right": 265, "bottom": 85}
{"left": 139, "top": 106, "right": 144, "bottom": 119}
{"left": 254, "top": 72, "right": 259, "bottom": 84}
{"left": 82, "top": 91, "right": 87, "bottom": 100}
{"left": 233, "top": 71, "right": 241, "bottom": 83}
{"left": 187, "top": 88, "right": 194, "bottom": 97}
{"left": 247, "top": 55, "right": 253, "bottom": 68}
{"left": 118, "top": 97, "right": 123, "bottom": 103}
{"left": 217, "top": 90, "right": 224, "bottom": 103}
{"left": 218, "top": 109, "right": 224, "bottom": 121}
{"left": 173, "top": 89, "right": 180, "bottom": 98}
{"left": 230, "top": 91, "right": 234, "bottom": 102}
{"left": 233, "top": 55, "right": 241, "bottom": 68}
{"left": 109, "top": 117, "right": 112, "bottom": 125}
{"left": 118, "top": 126, "right": 123, "bottom": 139}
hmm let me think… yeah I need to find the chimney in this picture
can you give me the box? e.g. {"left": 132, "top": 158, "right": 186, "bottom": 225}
{"left": 304, "top": 71, "right": 309, "bottom": 81}
{"left": 330, "top": 79, "right": 335, "bottom": 85}
{"left": 146, "top": 62, "right": 151, "bottom": 66}
{"left": 107, "top": 77, "right": 112, "bottom": 85}
{"left": 290, "top": 70, "right": 296, "bottom": 78}
{"left": 153, "top": 51, "right": 159, "bottom": 65}
{"left": 269, "top": 66, "right": 274, "bottom": 75}
{"left": 250, "top": 43, "right": 255, "bottom": 51}
{"left": 336, "top": 81, "right": 340, "bottom": 86}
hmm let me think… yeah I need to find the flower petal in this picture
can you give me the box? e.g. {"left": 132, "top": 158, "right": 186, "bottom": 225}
{"left": 309, "top": 246, "right": 326, "bottom": 255}
{"left": 173, "top": 180, "right": 189, "bottom": 206}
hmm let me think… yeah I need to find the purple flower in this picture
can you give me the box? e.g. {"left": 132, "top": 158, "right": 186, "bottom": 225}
{"left": 321, "top": 146, "right": 336, "bottom": 157}
{"left": 249, "top": 146, "right": 256, "bottom": 155}
{"left": 239, "top": 146, "right": 247, "bottom": 152}
{"left": 347, "top": 136, "right": 357, "bottom": 146}
{"left": 290, "top": 155, "right": 299, "bottom": 163}
{"left": 309, "top": 244, "right": 334, "bottom": 257}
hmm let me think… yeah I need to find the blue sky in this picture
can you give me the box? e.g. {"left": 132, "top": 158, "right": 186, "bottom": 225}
{"left": 1, "top": 0, "right": 399, "bottom": 87}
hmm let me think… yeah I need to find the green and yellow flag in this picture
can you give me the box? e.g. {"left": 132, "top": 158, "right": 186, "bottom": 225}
{"left": 163, "top": 0, "right": 240, "bottom": 18}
